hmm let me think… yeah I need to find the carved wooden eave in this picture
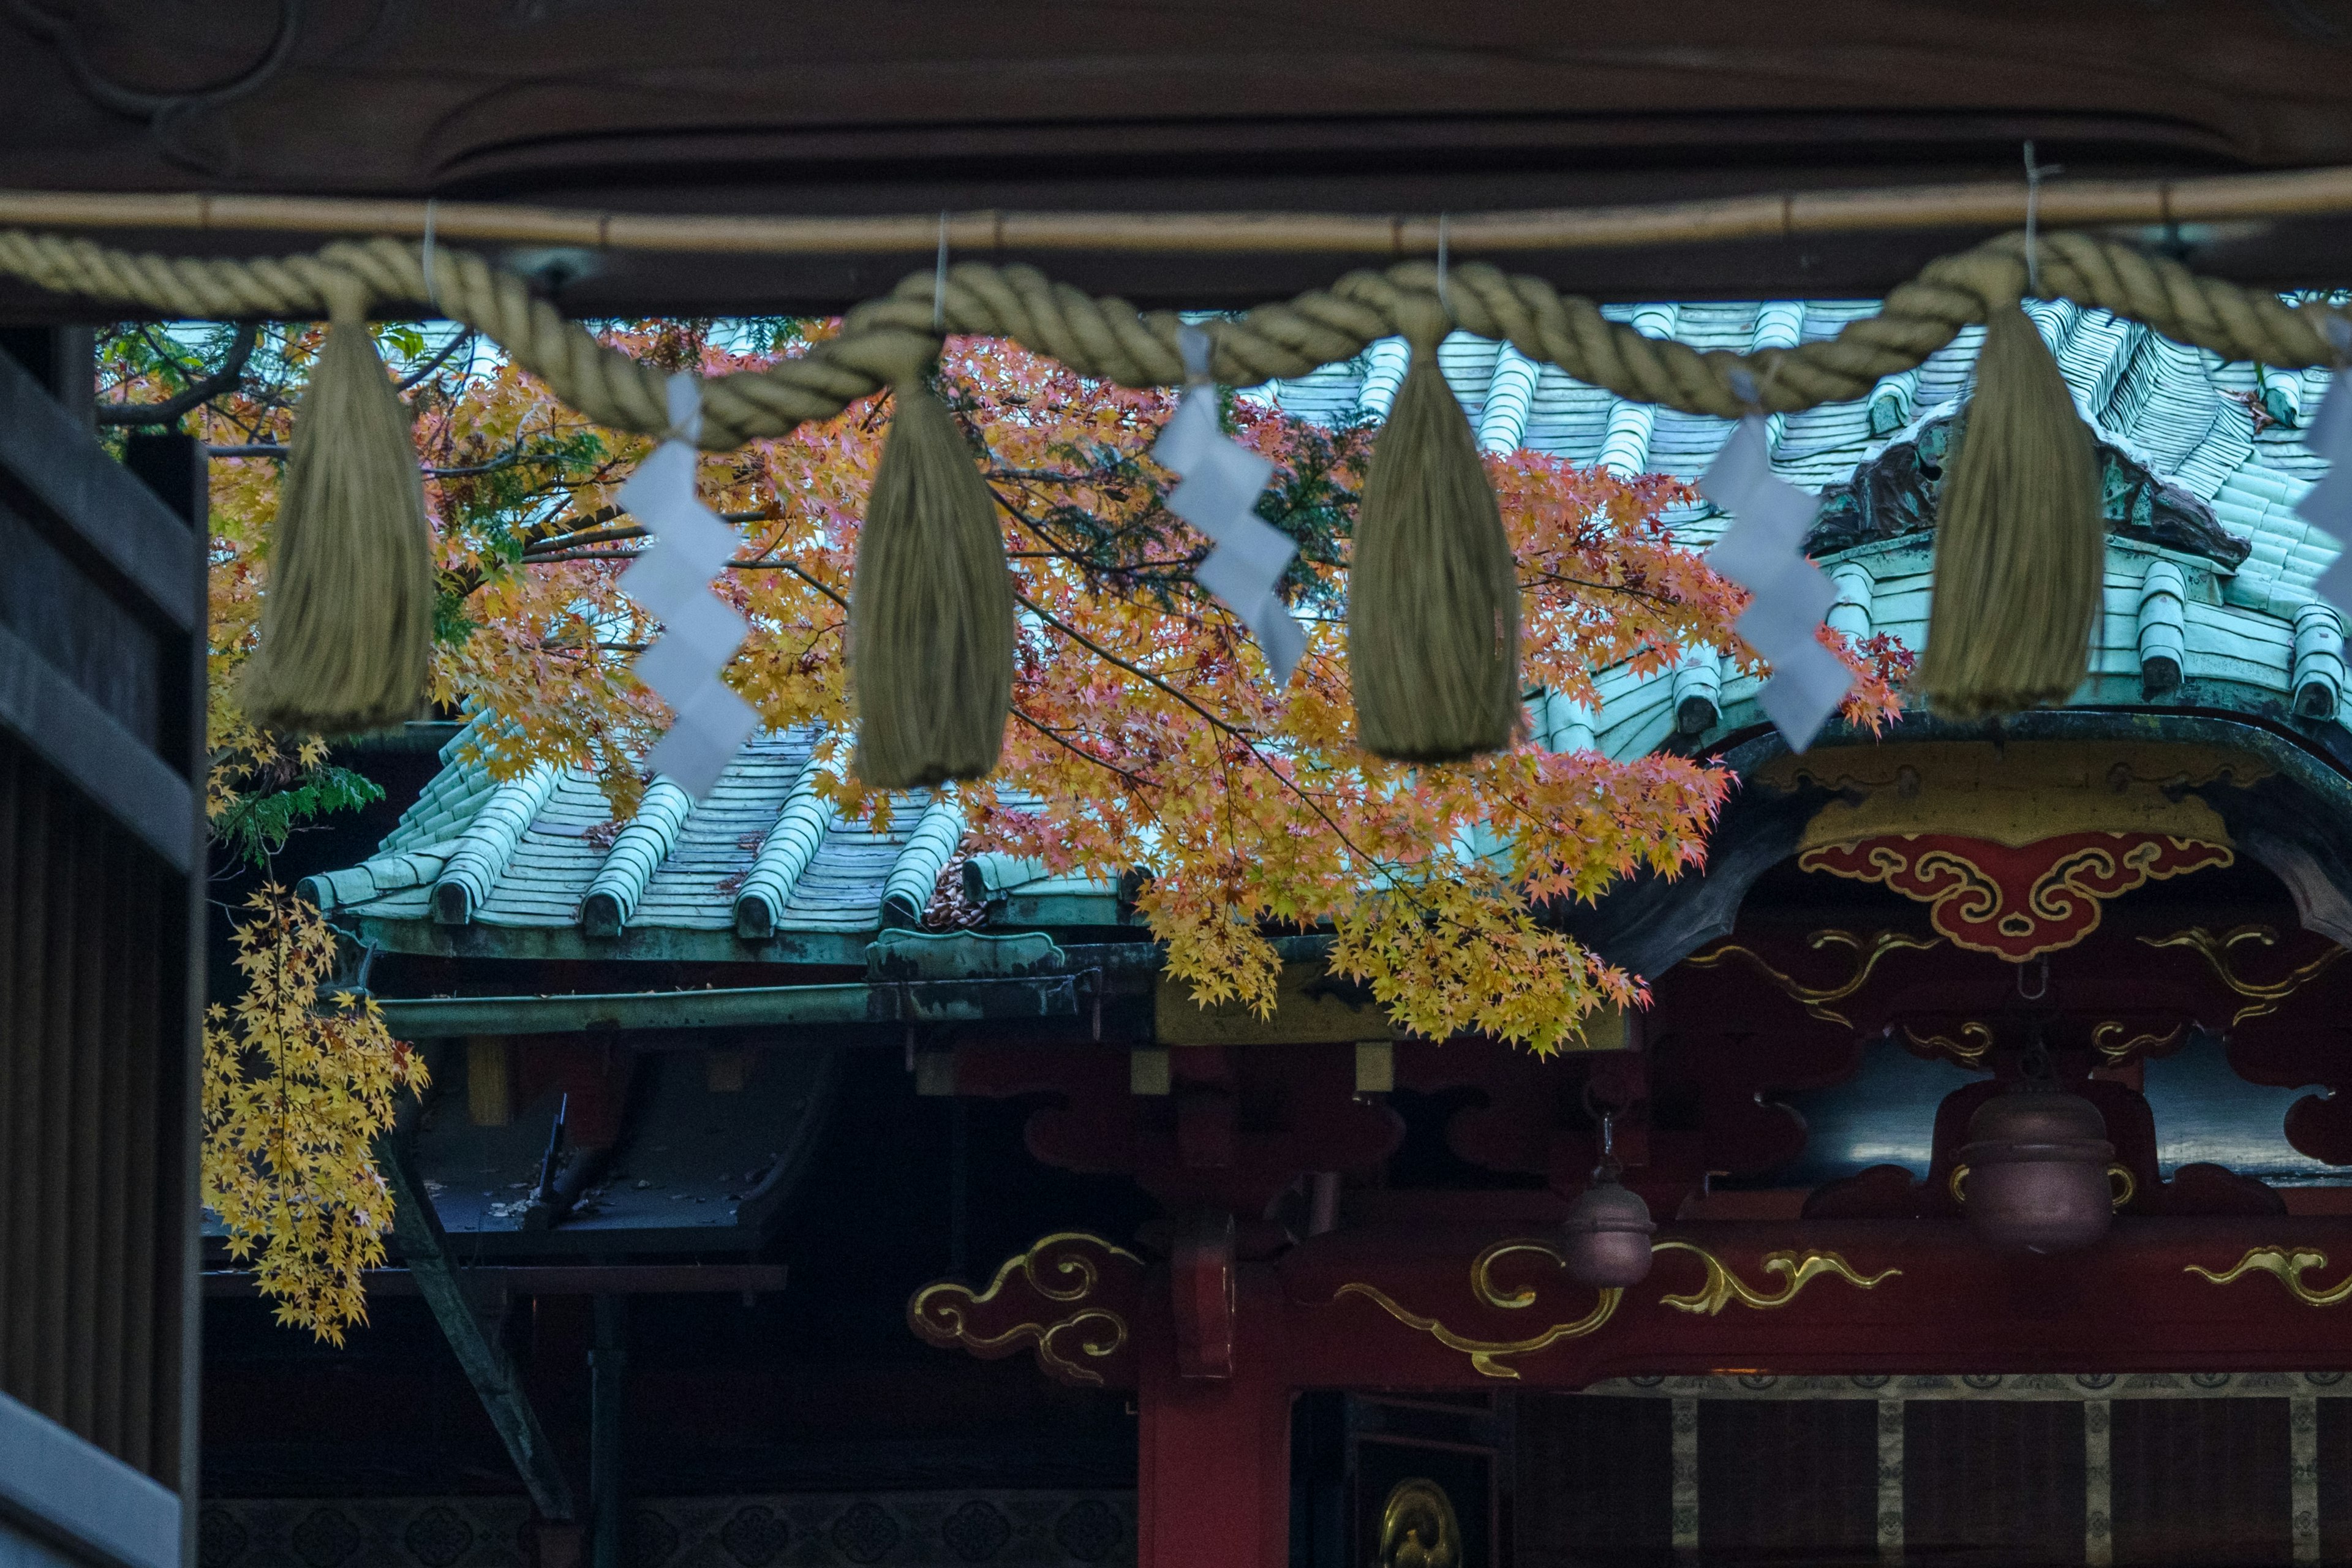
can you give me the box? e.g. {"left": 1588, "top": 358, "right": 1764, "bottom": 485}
{"left": 1559, "top": 712, "right": 2352, "bottom": 980}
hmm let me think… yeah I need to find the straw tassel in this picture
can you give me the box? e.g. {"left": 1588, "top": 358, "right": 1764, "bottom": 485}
{"left": 1350, "top": 307, "right": 1521, "bottom": 761}
{"left": 239, "top": 278, "right": 435, "bottom": 736}
{"left": 1915, "top": 302, "right": 2105, "bottom": 718}
{"left": 849, "top": 339, "right": 1016, "bottom": 788}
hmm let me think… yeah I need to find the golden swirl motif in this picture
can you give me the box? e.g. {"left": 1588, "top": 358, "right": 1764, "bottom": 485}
{"left": 2141, "top": 926, "right": 2347, "bottom": 1025}
{"left": 2092, "top": 1020, "right": 2184, "bottom": 1066}
{"left": 1651, "top": 1240, "right": 1899, "bottom": 1316}
{"left": 1903, "top": 1021, "right": 1992, "bottom": 1066}
{"left": 1336, "top": 1238, "right": 1621, "bottom": 1379}
{"left": 2187, "top": 1246, "right": 2352, "bottom": 1307}
{"left": 907, "top": 1231, "right": 1143, "bottom": 1386}
{"left": 1684, "top": 929, "right": 1941, "bottom": 1026}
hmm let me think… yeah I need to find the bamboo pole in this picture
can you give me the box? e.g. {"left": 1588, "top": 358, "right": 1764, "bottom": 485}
{"left": 4, "top": 164, "right": 2352, "bottom": 257}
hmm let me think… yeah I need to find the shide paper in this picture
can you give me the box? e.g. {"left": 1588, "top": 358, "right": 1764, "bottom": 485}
{"left": 618, "top": 373, "right": 761, "bottom": 796}
{"left": 2304, "top": 320, "right": 2352, "bottom": 614}
{"left": 1154, "top": 326, "right": 1307, "bottom": 684}
{"left": 1698, "top": 414, "right": 1852, "bottom": 752}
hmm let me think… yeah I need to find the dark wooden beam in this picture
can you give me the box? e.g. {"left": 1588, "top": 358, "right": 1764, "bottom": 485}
{"left": 200, "top": 1263, "right": 790, "bottom": 1297}
{"left": 9, "top": 3, "right": 2352, "bottom": 312}
{"left": 379, "top": 1142, "right": 577, "bottom": 1522}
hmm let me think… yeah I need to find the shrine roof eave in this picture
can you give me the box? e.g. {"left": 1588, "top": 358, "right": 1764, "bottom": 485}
{"left": 1559, "top": 704, "right": 2352, "bottom": 983}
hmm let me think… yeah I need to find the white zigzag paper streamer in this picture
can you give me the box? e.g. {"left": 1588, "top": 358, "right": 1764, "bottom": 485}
{"left": 617, "top": 373, "right": 761, "bottom": 797}
{"left": 2302, "top": 319, "right": 2352, "bottom": 613}
{"left": 1697, "top": 414, "right": 1853, "bottom": 752}
{"left": 1153, "top": 326, "right": 1307, "bottom": 684}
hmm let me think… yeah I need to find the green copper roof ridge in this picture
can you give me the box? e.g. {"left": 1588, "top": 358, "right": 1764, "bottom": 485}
{"left": 880, "top": 794, "right": 964, "bottom": 930}
{"left": 732, "top": 753, "right": 839, "bottom": 939}
{"left": 579, "top": 777, "right": 696, "bottom": 938}
{"left": 431, "top": 763, "right": 562, "bottom": 926}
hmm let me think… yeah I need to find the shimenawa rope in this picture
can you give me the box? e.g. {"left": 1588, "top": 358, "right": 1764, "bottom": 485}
{"left": 7, "top": 224, "right": 2343, "bottom": 750}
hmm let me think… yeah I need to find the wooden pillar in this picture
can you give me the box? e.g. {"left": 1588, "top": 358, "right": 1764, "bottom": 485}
{"left": 1137, "top": 1263, "right": 1291, "bottom": 1568}
{"left": 590, "top": 1295, "right": 626, "bottom": 1568}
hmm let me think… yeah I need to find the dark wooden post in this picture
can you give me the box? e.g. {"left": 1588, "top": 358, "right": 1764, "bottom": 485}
{"left": 590, "top": 1294, "right": 627, "bottom": 1568}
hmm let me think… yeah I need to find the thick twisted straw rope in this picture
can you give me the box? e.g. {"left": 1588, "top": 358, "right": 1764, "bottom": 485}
{"left": 0, "top": 227, "right": 2342, "bottom": 449}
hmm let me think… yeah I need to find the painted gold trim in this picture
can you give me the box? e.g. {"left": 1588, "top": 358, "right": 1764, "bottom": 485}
{"left": 1652, "top": 1241, "right": 1899, "bottom": 1316}
{"left": 1335, "top": 1238, "right": 1622, "bottom": 1379}
{"left": 907, "top": 1231, "right": 1142, "bottom": 1385}
{"left": 1683, "top": 929, "right": 1940, "bottom": 1027}
{"left": 1904, "top": 1021, "right": 1992, "bottom": 1066}
{"left": 2139, "top": 925, "right": 2347, "bottom": 1025}
{"left": 2092, "top": 1020, "right": 2184, "bottom": 1066}
{"left": 1761, "top": 741, "right": 2258, "bottom": 854}
{"left": 2187, "top": 1246, "right": 2352, "bottom": 1307}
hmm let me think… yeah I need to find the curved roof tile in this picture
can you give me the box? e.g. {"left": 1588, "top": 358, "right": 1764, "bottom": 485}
{"left": 322, "top": 298, "right": 2345, "bottom": 952}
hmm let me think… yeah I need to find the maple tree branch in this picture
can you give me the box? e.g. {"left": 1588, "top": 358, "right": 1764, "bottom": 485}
{"left": 1012, "top": 708, "right": 1159, "bottom": 793}
{"left": 1014, "top": 589, "right": 1393, "bottom": 878}
{"left": 397, "top": 331, "right": 474, "bottom": 393}
{"left": 97, "top": 322, "right": 257, "bottom": 425}
{"left": 1518, "top": 569, "right": 1701, "bottom": 609}
{"left": 1013, "top": 591, "right": 1255, "bottom": 740}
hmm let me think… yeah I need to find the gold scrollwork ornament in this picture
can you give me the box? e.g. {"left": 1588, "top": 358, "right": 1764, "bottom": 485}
{"left": 1335, "top": 1238, "right": 1623, "bottom": 1379}
{"left": 907, "top": 1232, "right": 1140, "bottom": 1385}
{"left": 1650, "top": 1240, "right": 1901, "bottom": 1315}
{"left": 1903, "top": 1021, "right": 1993, "bottom": 1066}
{"left": 2141, "top": 925, "right": 2346, "bottom": 1025}
{"left": 1684, "top": 929, "right": 1940, "bottom": 1027}
{"left": 2187, "top": 1246, "right": 2352, "bottom": 1306}
{"left": 2092, "top": 1020, "right": 2185, "bottom": 1066}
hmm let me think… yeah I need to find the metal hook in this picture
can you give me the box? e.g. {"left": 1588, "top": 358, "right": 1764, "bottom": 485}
{"left": 1436, "top": 212, "right": 1452, "bottom": 322}
{"left": 1580, "top": 1081, "right": 1621, "bottom": 1157}
{"left": 933, "top": 210, "right": 950, "bottom": 334}
{"left": 2022, "top": 141, "right": 2064, "bottom": 301}
{"left": 421, "top": 197, "right": 441, "bottom": 315}
{"left": 2016, "top": 955, "right": 2050, "bottom": 1002}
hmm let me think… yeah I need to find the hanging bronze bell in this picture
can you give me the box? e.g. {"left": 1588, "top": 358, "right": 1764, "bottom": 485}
{"left": 1561, "top": 1166, "right": 1657, "bottom": 1286}
{"left": 1954, "top": 1083, "right": 2125, "bottom": 1254}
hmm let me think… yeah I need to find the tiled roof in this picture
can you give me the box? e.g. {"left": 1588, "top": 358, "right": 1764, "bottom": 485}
{"left": 315, "top": 298, "right": 2346, "bottom": 957}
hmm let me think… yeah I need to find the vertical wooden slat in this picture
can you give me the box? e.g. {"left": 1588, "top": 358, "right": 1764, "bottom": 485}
{"left": 1697, "top": 1400, "right": 1880, "bottom": 1564}
{"left": 0, "top": 749, "right": 18, "bottom": 1395}
{"left": 0, "top": 737, "right": 184, "bottom": 1483}
{"left": 2111, "top": 1398, "right": 2291, "bottom": 1566}
{"left": 1904, "top": 1398, "right": 2085, "bottom": 1566}
{"left": 38, "top": 811, "right": 78, "bottom": 1422}
{"left": 94, "top": 818, "right": 132, "bottom": 1457}
{"left": 1513, "top": 1394, "right": 1673, "bottom": 1566}
{"left": 4, "top": 751, "right": 29, "bottom": 1396}
{"left": 141, "top": 849, "right": 178, "bottom": 1483}
{"left": 66, "top": 793, "right": 107, "bottom": 1438}
{"left": 24, "top": 752, "right": 66, "bottom": 1420}
{"left": 0, "top": 747, "right": 18, "bottom": 1401}
{"left": 120, "top": 831, "right": 163, "bottom": 1478}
